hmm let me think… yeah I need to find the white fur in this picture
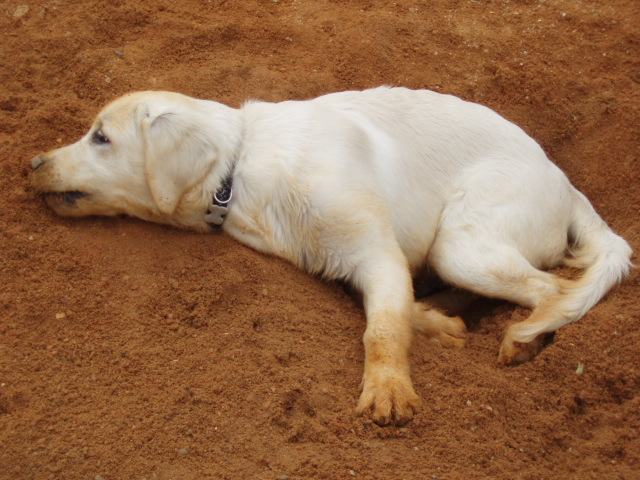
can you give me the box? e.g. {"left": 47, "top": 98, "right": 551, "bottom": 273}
{"left": 31, "top": 87, "right": 632, "bottom": 426}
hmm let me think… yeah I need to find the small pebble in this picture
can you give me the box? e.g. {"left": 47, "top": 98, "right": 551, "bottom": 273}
{"left": 115, "top": 50, "right": 124, "bottom": 57}
{"left": 14, "top": 5, "right": 29, "bottom": 18}
{"left": 55, "top": 312, "right": 66, "bottom": 320}
{"left": 178, "top": 448, "right": 188, "bottom": 455}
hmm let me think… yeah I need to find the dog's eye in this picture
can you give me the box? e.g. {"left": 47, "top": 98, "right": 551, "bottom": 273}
{"left": 92, "top": 129, "right": 110, "bottom": 145}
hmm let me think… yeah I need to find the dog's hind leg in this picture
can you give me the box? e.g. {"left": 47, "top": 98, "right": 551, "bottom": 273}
{"left": 497, "top": 293, "right": 570, "bottom": 364}
{"left": 498, "top": 223, "right": 631, "bottom": 364}
{"left": 429, "top": 230, "right": 563, "bottom": 306}
{"left": 428, "top": 228, "right": 566, "bottom": 363}
{"left": 428, "top": 175, "right": 631, "bottom": 364}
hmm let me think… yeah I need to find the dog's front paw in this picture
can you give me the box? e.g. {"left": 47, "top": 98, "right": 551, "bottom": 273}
{"left": 356, "top": 374, "right": 422, "bottom": 426}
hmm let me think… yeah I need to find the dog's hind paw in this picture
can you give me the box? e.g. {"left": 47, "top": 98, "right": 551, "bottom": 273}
{"left": 412, "top": 306, "right": 468, "bottom": 349}
{"left": 434, "top": 327, "right": 468, "bottom": 349}
{"left": 498, "top": 334, "right": 546, "bottom": 365}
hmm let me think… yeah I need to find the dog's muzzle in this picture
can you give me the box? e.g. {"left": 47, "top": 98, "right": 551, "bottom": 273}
{"left": 31, "top": 155, "right": 46, "bottom": 171}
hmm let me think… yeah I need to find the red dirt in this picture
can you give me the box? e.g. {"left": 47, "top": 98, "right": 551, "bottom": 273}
{"left": 1, "top": 1, "right": 638, "bottom": 479}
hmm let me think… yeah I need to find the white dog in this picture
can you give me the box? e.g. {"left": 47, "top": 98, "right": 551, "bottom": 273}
{"left": 31, "top": 87, "right": 632, "bottom": 426}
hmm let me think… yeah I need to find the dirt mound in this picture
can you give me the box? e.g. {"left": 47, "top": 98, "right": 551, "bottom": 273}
{"left": 1, "top": 1, "right": 638, "bottom": 479}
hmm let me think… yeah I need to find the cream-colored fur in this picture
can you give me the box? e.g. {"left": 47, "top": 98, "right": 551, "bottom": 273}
{"left": 31, "top": 87, "right": 632, "bottom": 426}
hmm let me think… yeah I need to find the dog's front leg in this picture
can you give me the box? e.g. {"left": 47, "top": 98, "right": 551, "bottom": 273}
{"left": 354, "top": 252, "right": 422, "bottom": 426}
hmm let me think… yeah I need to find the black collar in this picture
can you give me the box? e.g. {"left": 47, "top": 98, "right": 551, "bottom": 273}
{"left": 205, "top": 172, "right": 233, "bottom": 228}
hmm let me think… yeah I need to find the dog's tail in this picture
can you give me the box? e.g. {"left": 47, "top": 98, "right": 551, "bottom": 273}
{"left": 560, "top": 190, "right": 633, "bottom": 321}
{"left": 508, "top": 189, "right": 632, "bottom": 347}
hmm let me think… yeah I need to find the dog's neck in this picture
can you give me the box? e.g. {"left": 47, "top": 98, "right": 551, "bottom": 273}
{"left": 202, "top": 106, "right": 244, "bottom": 228}
{"left": 205, "top": 167, "right": 234, "bottom": 227}
{"left": 161, "top": 101, "right": 245, "bottom": 232}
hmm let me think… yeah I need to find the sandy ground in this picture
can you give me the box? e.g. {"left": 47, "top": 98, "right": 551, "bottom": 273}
{"left": 1, "top": 1, "right": 639, "bottom": 479}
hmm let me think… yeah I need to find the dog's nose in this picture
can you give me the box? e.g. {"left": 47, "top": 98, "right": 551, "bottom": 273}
{"left": 31, "top": 155, "right": 45, "bottom": 171}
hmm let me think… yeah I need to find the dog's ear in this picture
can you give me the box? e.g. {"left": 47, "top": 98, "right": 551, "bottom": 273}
{"left": 141, "top": 104, "right": 217, "bottom": 215}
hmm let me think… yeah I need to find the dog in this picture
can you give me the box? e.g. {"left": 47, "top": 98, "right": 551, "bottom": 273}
{"left": 31, "top": 87, "right": 632, "bottom": 426}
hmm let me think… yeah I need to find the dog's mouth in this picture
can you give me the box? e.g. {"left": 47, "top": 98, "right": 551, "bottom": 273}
{"left": 42, "top": 190, "right": 87, "bottom": 205}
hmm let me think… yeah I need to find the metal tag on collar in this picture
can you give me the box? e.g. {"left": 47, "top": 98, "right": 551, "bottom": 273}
{"left": 205, "top": 204, "right": 229, "bottom": 226}
{"left": 206, "top": 187, "right": 233, "bottom": 226}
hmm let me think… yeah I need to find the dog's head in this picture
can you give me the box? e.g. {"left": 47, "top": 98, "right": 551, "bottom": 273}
{"left": 31, "top": 91, "right": 241, "bottom": 230}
